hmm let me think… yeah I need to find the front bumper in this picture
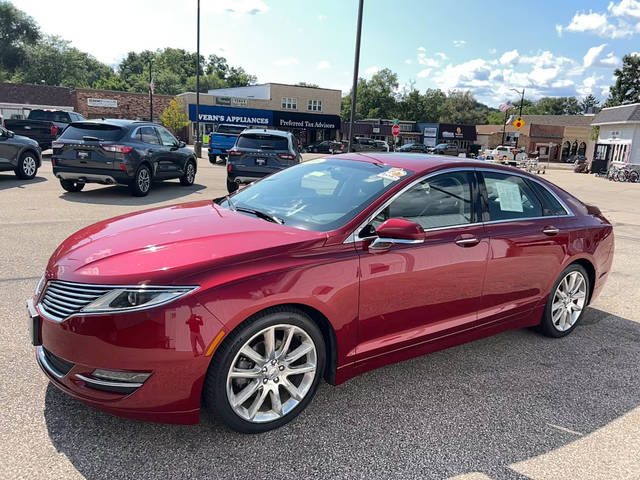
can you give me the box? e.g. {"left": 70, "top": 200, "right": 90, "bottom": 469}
{"left": 31, "top": 294, "right": 225, "bottom": 424}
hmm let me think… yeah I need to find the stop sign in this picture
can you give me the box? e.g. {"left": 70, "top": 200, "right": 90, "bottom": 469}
{"left": 392, "top": 124, "right": 400, "bottom": 136}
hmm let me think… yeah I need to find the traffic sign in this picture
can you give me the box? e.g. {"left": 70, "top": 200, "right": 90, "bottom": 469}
{"left": 392, "top": 124, "right": 400, "bottom": 136}
{"left": 392, "top": 118, "right": 399, "bottom": 126}
{"left": 513, "top": 117, "right": 525, "bottom": 130}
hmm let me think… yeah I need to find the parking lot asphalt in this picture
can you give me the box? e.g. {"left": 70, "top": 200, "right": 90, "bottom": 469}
{"left": 1, "top": 157, "right": 638, "bottom": 480}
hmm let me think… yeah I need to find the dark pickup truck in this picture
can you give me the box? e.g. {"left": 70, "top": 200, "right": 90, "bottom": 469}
{"left": 4, "top": 109, "right": 85, "bottom": 149}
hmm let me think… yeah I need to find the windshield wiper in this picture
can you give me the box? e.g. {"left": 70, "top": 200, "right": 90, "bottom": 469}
{"left": 235, "top": 206, "right": 284, "bottom": 225}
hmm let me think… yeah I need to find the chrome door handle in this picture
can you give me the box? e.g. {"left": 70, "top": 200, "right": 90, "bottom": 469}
{"left": 455, "top": 237, "right": 480, "bottom": 247}
{"left": 542, "top": 226, "right": 560, "bottom": 236}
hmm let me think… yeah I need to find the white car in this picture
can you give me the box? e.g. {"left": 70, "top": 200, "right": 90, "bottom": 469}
{"left": 488, "top": 146, "right": 514, "bottom": 163}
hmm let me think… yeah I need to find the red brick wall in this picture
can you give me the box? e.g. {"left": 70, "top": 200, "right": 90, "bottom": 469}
{"left": 0, "top": 82, "right": 72, "bottom": 106}
{"left": 71, "top": 89, "right": 173, "bottom": 121}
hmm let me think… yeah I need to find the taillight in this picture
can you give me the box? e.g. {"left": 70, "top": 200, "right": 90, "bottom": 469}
{"left": 52, "top": 142, "right": 63, "bottom": 149}
{"left": 50, "top": 125, "right": 59, "bottom": 136}
{"left": 101, "top": 144, "right": 133, "bottom": 154}
{"left": 228, "top": 150, "right": 243, "bottom": 157}
{"left": 51, "top": 158, "right": 56, "bottom": 167}
{"left": 277, "top": 153, "right": 296, "bottom": 161}
{"left": 120, "top": 163, "right": 127, "bottom": 171}
{"left": 227, "top": 164, "right": 232, "bottom": 172}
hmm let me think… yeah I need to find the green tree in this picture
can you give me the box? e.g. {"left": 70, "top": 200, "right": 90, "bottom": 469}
{"left": 580, "top": 94, "right": 600, "bottom": 113}
{"left": 160, "top": 97, "right": 190, "bottom": 134}
{"left": 295, "top": 82, "right": 319, "bottom": 88}
{"left": 440, "top": 90, "right": 490, "bottom": 124}
{"left": 605, "top": 54, "right": 640, "bottom": 106}
{"left": 0, "top": 1, "right": 40, "bottom": 72}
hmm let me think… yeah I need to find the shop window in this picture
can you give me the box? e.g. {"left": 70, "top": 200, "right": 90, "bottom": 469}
{"left": 570, "top": 141, "right": 578, "bottom": 156}
{"left": 561, "top": 141, "right": 570, "bottom": 159}
{"left": 577, "top": 142, "right": 586, "bottom": 156}
{"left": 281, "top": 97, "right": 297, "bottom": 110}
{"left": 307, "top": 100, "right": 322, "bottom": 112}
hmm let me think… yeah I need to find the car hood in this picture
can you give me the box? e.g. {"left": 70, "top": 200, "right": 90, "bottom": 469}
{"left": 46, "top": 201, "right": 327, "bottom": 285}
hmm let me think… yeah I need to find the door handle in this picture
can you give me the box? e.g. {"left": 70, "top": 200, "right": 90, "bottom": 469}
{"left": 455, "top": 236, "right": 480, "bottom": 247}
{"left": 542, "top": 226, "right": 560, "bottom": 236}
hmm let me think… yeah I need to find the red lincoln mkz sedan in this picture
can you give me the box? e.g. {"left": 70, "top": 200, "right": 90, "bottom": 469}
{"left": 28, "top": 153, "right": 614, "bottom": 433}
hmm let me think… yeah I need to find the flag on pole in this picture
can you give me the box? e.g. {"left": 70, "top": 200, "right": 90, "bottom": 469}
{"left": 499, "top": 103, "right": 514, "bottom": 112}
{"left": 149, "top": 78, "right": 154, "bottom": 95}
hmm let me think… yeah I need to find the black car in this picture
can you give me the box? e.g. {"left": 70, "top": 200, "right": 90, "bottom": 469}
{"left": 305, "top": 140, "right": 344, "bottom": 154}
{"left": 0, "top": 126, "right": 42, "bottom": 179}
{"left": 226, "top": 128, "right": 301, "bottom": 193}
{"left": 397, "top": 143, "right": 429, "bottom": 153}
{"left": 52, "top": 119, "right": 197, "bottom": 196}
{"left": 5, "top": 109, "right": 85, "bottom": 149}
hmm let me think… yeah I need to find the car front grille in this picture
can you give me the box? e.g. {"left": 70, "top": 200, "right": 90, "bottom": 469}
{"left": 39, "top": 280, "right": 112, "bottom": 321}
{"left": 42, "top": 347, "right": 75, "bottom": 376}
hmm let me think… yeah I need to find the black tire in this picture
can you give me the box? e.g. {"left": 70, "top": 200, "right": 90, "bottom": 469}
{"left": 227, "top": 178, "right": 239, "bottom": 194}
{"left": 180, "top": 160, "right": 196, "bottom": 186}
{"left": 209, "top": 155, "right": 217, "bottom": 164}
{"left": 539, "top": 264, "right": 590, "bottom": 338}
{"left": 204, "top": 307, "right": 326, "bottom": 433}
{"left": 130, "top": 164, "right": 152, "bottom": 197}
{"left": 59, "top": 179, "right": 85, "bottom": 192}
{"left": 15, "top": 152, "right": 39, "bottom": 179}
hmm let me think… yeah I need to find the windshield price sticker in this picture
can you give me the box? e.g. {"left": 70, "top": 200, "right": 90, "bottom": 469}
{"left": 378, "top": 168, "right": 407, "bottom": 181}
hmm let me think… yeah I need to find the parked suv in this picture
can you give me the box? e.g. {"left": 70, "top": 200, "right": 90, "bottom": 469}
{"left": 0, "top": 126, "right": 42, "bottom": 179}
{"left": 226, "top": 128, "right": 301, "bottom": 193}
{"left": 52, "top": 119, "right": 198, "bottom": 196}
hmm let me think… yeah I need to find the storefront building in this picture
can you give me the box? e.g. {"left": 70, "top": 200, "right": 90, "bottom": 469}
{"left": 591, "top": 103, "right": 640, "bottom": 171}
{"left": 417, "top": 122, "right": 477, "bottom": 151}
{"left": 339, "top": 119, "right": 419, "bottom": 146}
{"left": 178, "top": 83, "right": 341, "bottom": 146}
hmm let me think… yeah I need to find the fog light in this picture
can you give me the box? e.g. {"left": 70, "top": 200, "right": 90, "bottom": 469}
{"left": 92, "top": 369, "right": 151, "bottom": 384}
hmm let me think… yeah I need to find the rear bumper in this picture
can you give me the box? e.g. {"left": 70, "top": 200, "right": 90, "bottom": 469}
{"left": 53, "top": 166, "right": 132, "bottom": 185}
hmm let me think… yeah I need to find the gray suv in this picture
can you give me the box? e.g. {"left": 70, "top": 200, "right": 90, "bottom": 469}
{"left": 0, "top": 126, "right": 42, "bottom": 179}
{"left": 226, "top": 128, "right": 301, "bottom": 193}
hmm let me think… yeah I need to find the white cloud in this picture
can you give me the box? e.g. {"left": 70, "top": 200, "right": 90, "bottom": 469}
{"left": 274, "top": 57, "right": 299, "bottom": 66}
{"left": 530, "top": 66, "right": 559, "bottom": 85}
{"left": 417, "top": 68, "right": 432, "bottom": 78}
{"left": 316, "top": 60, "right": 331, "bottom": 70}
{"left": 453, "top": 40, "right": 466, "bottom": 47}
{"left": 499, "top": 49, "right": 519, "bottom": 65}
{"left": 559, "top": 1, "right": 640, "bottom": 39}
{"left": 209, "top": 0, "right": 269, "bottom": 15}
{"left": 608, "top": 0, "right": 640, "bottom": 19}
{"left": 435, "top": 52, "right": 447, "bottom": 60}
{"left": 583, "top": 44, "right": 607, "bottom": 67}
{"left": 489, "top": 48, "right": 497, "bottom": 54}
{"left": 404, "top": 59, "right": 413, "bottom": 64}
{"left": 417, "top": 46, "right": 426, "bottom": 52}
{"left": 417, "top": 55, "right": 440, "bottom": 67}
{"left": 317, "top": 14, "right": 327, "bottom": 21}
{"left": 365, "top": 66, "right": 380, "bottom": 75}
{"left": 555, "top": 24, "right": 564, "bottom": 37}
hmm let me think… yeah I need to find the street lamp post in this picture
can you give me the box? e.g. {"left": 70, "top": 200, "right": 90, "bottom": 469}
{"left": 511, "top": 88, "right": 525, "bottom": 149}
{"left": 194, "top": 0, "right": 201, "bottom": 158}
{"left": 347, "top": 0, "right": 364, "bottom": 153}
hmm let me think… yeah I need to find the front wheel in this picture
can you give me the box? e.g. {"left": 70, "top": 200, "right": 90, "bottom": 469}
{"left": 180, "top": 160, "right": 196, "bottom": 186}
{"left": 59, "top": 179, "right": 85, "bottom": 192}
{"left": 130, "top": 165, "right": 152, "bottom": 196}
{"left": 540, "top": 264, "right": 590, "bottom": 338}
{"left": 15, "top": 152, "right": 38, "bottom": 179}
{"left": 226, "top": 178, "right": 239, "bottom": 193}
{"left": 203, "top": 307, "right": 325, "bottom": 433}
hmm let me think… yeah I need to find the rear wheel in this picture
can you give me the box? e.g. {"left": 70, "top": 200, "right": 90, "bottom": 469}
{"left": 227, "top": 178, "right": 238, "bottom": 194}
{"left": 209, "top": 155, "right": 217, "bottom": 164}
{"left": 130, "top": 164, "right": 151, "bottom": 196}
{"left": 59, "top": 179, "right": 85, "bottom": 192}
{"left": 629, "top": 170, "right": 639, "bottom": 183}
{"left": 540, "top": 264, "right": 589, "bottom": 338}
{"left": 180, "top": 160, "right": 196, "bottom": 186}
{"left": 15, "top": 152, "right": 38, "bottom": 179}
{"left": 203, "top": 307, "right": 325, "bottom": 433}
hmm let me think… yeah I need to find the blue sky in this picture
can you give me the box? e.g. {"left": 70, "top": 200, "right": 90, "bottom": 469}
{"left": 13, "top": 0, "right": 640, "bottom": 106}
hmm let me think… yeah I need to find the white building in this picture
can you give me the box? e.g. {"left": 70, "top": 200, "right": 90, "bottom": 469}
{"left": 592, "top": 103, "right": 640, "bottom": 167}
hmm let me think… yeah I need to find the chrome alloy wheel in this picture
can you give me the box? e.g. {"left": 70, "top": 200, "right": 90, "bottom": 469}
{"left": 551, "top": 271, "right": 587, "bottom": 332}
{"left": 138, "top": 168, "right": 150, "bottom": 192}
{"left": 226, "top": 324, "right": 317, "bottom": 423}
{"left": 23, "top": 156, "right": 37, "bottom": 176}
{"left": 186, "top": 163, "right": 195, "bottom": 183}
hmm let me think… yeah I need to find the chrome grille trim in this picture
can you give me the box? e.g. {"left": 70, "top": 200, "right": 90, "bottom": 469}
{"left": 39, "top": 280, "right": 112, "bottom": 322}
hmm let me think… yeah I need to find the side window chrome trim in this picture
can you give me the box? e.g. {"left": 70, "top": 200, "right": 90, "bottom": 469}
{"left": 343, "top": 166, "right": 574, "bottom": 244}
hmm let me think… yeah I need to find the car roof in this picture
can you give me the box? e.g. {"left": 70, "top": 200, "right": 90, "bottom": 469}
{"left": 241, "top": 128, "right": 290, "bottom": 137}
{"left": 331, "top": 152, "right": 531, "bottom": 176}
{"left": 69, "top": 119, "right": 150, "bottom": 128}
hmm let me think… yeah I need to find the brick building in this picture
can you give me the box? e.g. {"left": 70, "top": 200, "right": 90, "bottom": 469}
{"left": 0, "top": 82, "right": 173, "bottom": 124}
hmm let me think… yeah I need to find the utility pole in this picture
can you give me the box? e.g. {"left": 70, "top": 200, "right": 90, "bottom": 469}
{"left": 500, "top": 109, "right": 509, "bottom": 146}
{"left": 511, "top": 88, "right": 525, "bottom": 149}
{"left": 347, "top": 0, "right": 364, "bottom": 153}
{"left": 149, "top": 59, "right": 153, "bottom": 122}
{"left": 194, "top": 0, "right": 201, "bottom": 157}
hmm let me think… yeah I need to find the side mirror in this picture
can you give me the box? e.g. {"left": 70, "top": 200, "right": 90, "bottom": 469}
{"left": 6, "top": 130, "right": 15, "bottom": 138}
{"left": 369, "top": 218, "right": 425, "bottom": 252}
{"left": 179, "top": 141, "right": 186, "bottom": 148}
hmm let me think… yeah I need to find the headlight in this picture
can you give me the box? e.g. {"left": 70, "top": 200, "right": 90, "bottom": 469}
{"left": 81, "top": 286, "right": 197, "bottom": 313}
{"left": 34, "top": 274, "right": 46, "bottom": 299}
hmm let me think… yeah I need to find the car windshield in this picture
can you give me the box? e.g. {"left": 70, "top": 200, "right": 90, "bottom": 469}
{"left": 59, "top": 123, "right": 125, "bottom": 141}
{"left": 218, "top": 158, "right": 413, "bottom": 231}
{"left": 237, "top": 133, "right": 288, "bottom": 150}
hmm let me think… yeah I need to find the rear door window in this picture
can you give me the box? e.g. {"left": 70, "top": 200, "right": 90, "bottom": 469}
{"left": 58, "top": 124, "right": 125, "bottom": 141}
{"left": 237, "top": 134, "right": 288, "bottom": 150}
{"left": 482, "top": 172, "right": 543, "bottom": 221}
{"left": 527, "top": 180, "right": 568, "bottom": 216}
